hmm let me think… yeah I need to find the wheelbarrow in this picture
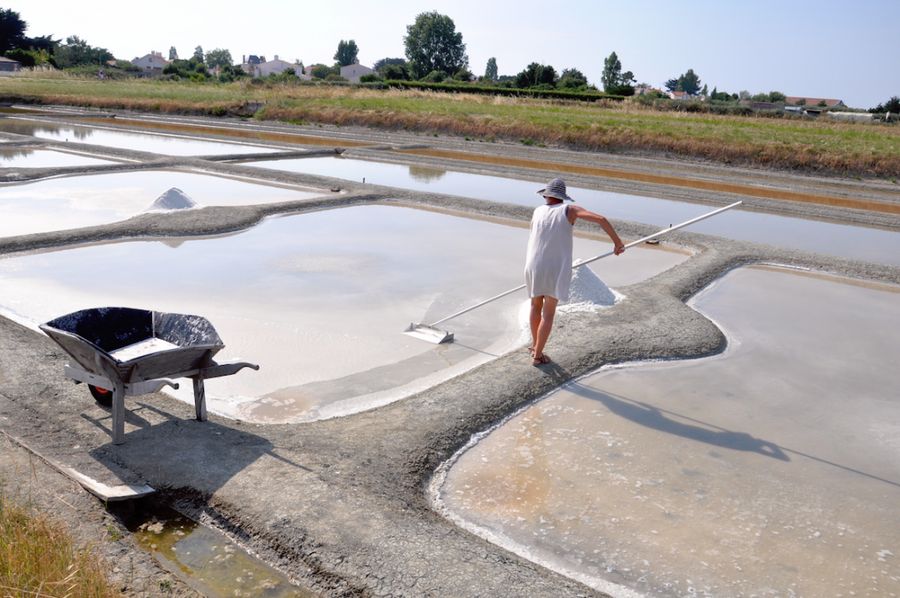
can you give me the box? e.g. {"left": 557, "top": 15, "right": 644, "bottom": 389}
{"left": 40, "top": 307, "right": 259, "bottom": 445}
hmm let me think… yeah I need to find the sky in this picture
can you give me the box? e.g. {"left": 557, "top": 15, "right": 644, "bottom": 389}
{"left": 21, "top": 0, "right": 900, "bottom": 109}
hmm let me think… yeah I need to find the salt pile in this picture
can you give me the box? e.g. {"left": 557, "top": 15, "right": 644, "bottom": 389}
{"left": 559, "top": 262, "right": 619, "bottom": 312}
{"left": 143, "top": 188, "right": 199, "bottom": 212}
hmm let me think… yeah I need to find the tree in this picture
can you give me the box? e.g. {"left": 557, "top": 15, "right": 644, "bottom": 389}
{"left": 334, "top": 39, "right": 359, "bottom": 67}
{"left": 168, "top": 46, "right": 177, "bottom": 60}
{"left": 205, "top": 48, "right": 232, "bottom": 70}
{"left": 193, "top": 46, "right": 204, "bottom": 63}
{"left": 54, "top": 35, "right": 112, "bottom": 68}
{"left": 872, "top": 96, "right": 900, "bottom": 114}
{"left": 678, "top": 69, "right": 701, "bottom": 95}
{"left": 558, "top": 68, "right": 587, "bottom": 90}
{"left": 484, "top": 57, "right": 498, "bottom": 82}
{"left": 404, "top": 11, "right": 468, "bottom": 79}
{"left": 0, "top": 8, "right": 26, "bottom": 54}
{"left": 372, "top": 57, "right": 406, "bottom": 72}
{"left": 665, "top": 69, "right": 701, "bottom": 96}
{"left": 515, "top": 62, "right": 557, "bottom": 89}
{"left": 381, "top": 63, "right": 408, "bottom": 80}
{"left": 601, "top": 52, "right": 634, "bottom": 94}
{"left": 310, "top": 64, "right": 337, "bottom": 79}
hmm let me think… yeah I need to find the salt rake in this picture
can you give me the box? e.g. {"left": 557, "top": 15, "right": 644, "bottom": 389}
{"left": 403, "top": 201, "right": 743, "bottom": 344}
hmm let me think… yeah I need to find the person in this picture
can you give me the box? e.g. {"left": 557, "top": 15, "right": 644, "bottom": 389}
{"left": 524, "top": 178, "right": 625, "bottom": 366}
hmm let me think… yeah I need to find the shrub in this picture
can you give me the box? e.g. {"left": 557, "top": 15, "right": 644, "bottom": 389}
{"left": 381, "top": 64, "right": 408, "bottom": 80}
{"left": 359, "top": 73, "right": 382, "bottom": 83}
{"left": 419, "top": 70, "right": 448, "bottom": 83}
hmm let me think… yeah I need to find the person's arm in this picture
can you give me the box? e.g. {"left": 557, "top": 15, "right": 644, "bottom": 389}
{"left": 567, "top": 205, "right": 625, "bottom": 255}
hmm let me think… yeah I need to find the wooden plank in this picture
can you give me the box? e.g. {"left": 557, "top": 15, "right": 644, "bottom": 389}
{"left": 1, "top": 431, "right": 154, "bottom": 502}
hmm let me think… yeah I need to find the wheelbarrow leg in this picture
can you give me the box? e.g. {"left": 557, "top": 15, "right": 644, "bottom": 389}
{"left": 192, "top": 377, "right": 207, "bottom": 422}
{"left": 111, "top": 379, "right": 126, "bottom": 445}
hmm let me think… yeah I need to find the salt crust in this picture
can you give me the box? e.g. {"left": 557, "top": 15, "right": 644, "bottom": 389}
{"left": 143, "top": 187, "right": 200, "bottom": 212}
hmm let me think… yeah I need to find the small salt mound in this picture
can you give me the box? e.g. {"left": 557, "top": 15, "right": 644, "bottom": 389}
{"left": 559, "top": 263, "right": 619, "bottom": 312}
{"left": 143, "top": 188, "right": 199, "bottom": 212}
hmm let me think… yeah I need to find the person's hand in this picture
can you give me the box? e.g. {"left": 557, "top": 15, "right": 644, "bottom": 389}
{"left": 614, "top": 243, "right": 625, "bottom": 256}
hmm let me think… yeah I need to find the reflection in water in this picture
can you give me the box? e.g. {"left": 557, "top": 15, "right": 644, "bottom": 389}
{"left": 0, "top": 120, "right": 94, "bottom": 140}
{"left": 0, "top": 147, "right": 35, "bottom": 161}
{"left": 0, "top": 119, "right": 278, "bottom": 156}
{"left": 407, "top": 165, "right": 447, "bottom": 183}
{"left": 129, "top": 506, "right": 315, "bottom": 598}
{"left": 437, "top": 267, "right": 900, "bottom": 597}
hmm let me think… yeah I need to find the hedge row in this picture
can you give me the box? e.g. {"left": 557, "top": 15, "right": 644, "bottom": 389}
{"left": 378, "top": 80, "right": 625, "bottom": 102}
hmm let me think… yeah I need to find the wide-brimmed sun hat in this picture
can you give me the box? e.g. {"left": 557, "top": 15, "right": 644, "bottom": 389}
{"left": 536, "top": 178, "right": 573, "bottom": 201}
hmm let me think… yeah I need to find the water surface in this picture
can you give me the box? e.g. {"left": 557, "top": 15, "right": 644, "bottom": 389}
{"left": 435, "top": 266, "right": 900, "bottom": 597}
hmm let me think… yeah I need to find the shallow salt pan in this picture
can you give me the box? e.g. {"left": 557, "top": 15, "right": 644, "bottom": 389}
{"left": 0, "top": 147, "right": 120, "bottom": 168}
{"left": 242, "top": 155, "right": 900, "bottom": 265}
{"left": 0, "top": 119, "right": 280, "bottom": 156}
{"left": 0, "top": 204, "right": 687, "bottom": 424}
{"left": 434, "top": 266, "right": 900, "bottom": 597}
{"left": 0, "top": 170, "right": 325, "bottom": 238}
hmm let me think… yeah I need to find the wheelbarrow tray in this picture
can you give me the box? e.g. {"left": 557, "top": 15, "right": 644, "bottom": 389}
{"left": 40, "top": 307, "right": 258, "bottom": 445}
{"left": 40, "top": 307, "right": 225, "bottom": 384}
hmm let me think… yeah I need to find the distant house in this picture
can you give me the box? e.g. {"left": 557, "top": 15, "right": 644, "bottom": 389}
{"left": 242, "top": 54, "right": 306, "bottom": 78}
{"left": 785, "top": 96, "right": 844, "bottom": 108}
{"left": 668, "top": 90, "right": 692, "bottom": 101}
{"left": 0, "top": 56, "right": 22, "bottom": 73}
{"left": 340, "top": 59, "right": 374, "bottom": 83}
{"left": 634, "top": 86, "right": 663, "bottom": 96}
{"left": 242, "top": 54, "right": 264, "bottom": 75}
{"left": 132, "top": 51, "right": 168, "bottom": 76}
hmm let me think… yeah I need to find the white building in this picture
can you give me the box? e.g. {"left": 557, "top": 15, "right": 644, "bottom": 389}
{"left": 339, "top": 59, "right": 374, "bottom": 83}
{"left": 243, "top": 55, "right": 307, "bottom": 78}
{"left": 132, "top": 51, "right": 169, "bottom": 76}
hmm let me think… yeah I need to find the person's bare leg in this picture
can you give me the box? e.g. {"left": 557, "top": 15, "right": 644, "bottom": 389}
{"left": 530, "top": 296, "right": 545, "bottom": 354}
{"left": 532, "top": 296, "right": 558, "bottom": 364}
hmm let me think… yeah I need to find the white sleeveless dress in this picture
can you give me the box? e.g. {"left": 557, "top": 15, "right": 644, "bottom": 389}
{"left": 524, "top": 203, "right": 573, "bottom": 301}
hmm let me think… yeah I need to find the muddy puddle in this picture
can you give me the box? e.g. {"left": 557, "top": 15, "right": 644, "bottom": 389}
{"left": 0, "top": 146, "right": 121, "bottom": 168}
{"left": 434, "top": 265, "right": 900, "bottom": 597}
{"left": 0, "top": 119, "right": 280, "bottom": 155}
{"left": 0, "top": 204, "right": 686, "bottom": 424}
{"left": 0, "top": 170, "right": 326, "bottom": 238}
{"left": 241, "top": 155, "right": 900, "bottom": 266}
{"left": 126, "top": 505, "right": 316, "bottom": 598}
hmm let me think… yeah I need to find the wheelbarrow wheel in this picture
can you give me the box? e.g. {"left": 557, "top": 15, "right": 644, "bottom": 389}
{"left": 88, "top": 384, "right": 113, "bottom": 407}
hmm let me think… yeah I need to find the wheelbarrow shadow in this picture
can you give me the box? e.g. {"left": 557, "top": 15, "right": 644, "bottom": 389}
{"left": 87, "top": 401, "right": 310, "bottom": 496}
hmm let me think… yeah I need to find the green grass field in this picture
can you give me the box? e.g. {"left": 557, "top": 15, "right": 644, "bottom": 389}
{"left": 2, "top": 74, "right": 899, "bottom": 178}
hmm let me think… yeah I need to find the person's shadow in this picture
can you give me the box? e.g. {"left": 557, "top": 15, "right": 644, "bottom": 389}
{"left": 569, "top": 382, "right": 790, "bottom": 461}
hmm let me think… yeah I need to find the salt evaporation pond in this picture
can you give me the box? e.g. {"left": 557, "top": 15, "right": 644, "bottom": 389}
{"left": 0, "top": 170, "right": 325, "bottom": 238}
{"left": 241, "top": 155, "right": 900, "bottom": 266}
{"left": 434, "top": 266, "right": 900, "bottom": 597}
{"left": 0, "top": 204, "right": 687, "bottom": 423}
{"left": 0, "top": 119, "right": 280, "bottom": 156}
{"left": 0, "top": 146, "right": 120, "bottom": 168}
